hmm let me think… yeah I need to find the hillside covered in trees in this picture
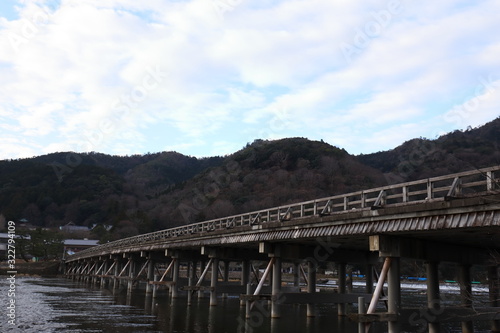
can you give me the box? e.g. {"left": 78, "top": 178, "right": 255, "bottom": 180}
{"left": 1, "top": 117, "right": 498, "bottom": 243}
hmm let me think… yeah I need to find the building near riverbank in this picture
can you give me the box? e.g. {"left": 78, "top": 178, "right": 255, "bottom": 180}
{"left": 63, "top": 239, "right": 99, "bottom": 259}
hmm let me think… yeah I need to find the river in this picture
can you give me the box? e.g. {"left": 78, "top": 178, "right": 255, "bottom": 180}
{"left": 0, "top": 277, "right": 493, "bottom": 332}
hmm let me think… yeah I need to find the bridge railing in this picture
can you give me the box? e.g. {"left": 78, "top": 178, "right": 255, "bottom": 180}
{"left": 67, "top": 165, "right": 500, "bottom": 261}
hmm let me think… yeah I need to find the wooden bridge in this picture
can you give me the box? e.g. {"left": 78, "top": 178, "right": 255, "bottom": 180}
{"left": 64, "top": 166, "right": 500, "bottom": 333}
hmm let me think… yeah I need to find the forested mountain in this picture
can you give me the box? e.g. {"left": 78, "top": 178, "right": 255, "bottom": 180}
{"left": 1, "top": 117, "right": 498, "bottom": 242}
{"left": 358, "top": 117, "right": 500, "bottom": 182}
{"left": 0, "top": 151, "right": 223, "bottom": 240}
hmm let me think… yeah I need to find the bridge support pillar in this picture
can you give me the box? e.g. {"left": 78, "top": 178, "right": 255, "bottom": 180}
{"left": 86, "top": 261, "right": 93, "bottom": 284}
{"left": 222, "top": 260, "right": 230, "bottom": 299}
{"left": 78, "top": 262, "right": 83, "bottom": 282}
{"left": 172, "top": 256, "right": 180, "bottom": 299}
{"left": 369, "top": 235, "right": 405, "bottom": 332}
{"left": 210, "top": 257, "right": 219, "bottom": 306}
{"left": 101, "top": 260, "right": 108, "bottom": 288}
{"left": 77, "top": 263, "right": 82, "bottom": 283}
{"left": 245, "top": 283, "right": 252, "bottom": 319}
{"left": 77, "top": 263, "right": 82, "bottom": 282}
{"left": 365, "top": 264, "right": 374, "bottom": 294}
{"left": 240, "top": 260, "right": 250, "bottom": 306}
{"left": 271, "top": 255, "right": 282, "bottom": 318}
{"left": 80, "top": 262, "right": 86, "bottom": 283}
{"left": 187, "top": 276, "right": 193, "bottom": 306}
{"left": 199, "top": 261, "right": 206, "bottom": 299}
{"left": 188, "top": 261, "right": 196, "bottom": 305}
{"left": 112, "top": 260, "right": 119, "bottom": 289}
{"left": 94, "top": 259, "right": 100, "bottom": 286}
{"left": 90, "top": 260, "right": 96, "bottom": 285}
{"left": 259, "top": 242, "right": 282, "bottom": 318}
{"left": 78, "top": 263, "right": 83, "bottom": 282}
{"left": 488, "top": 265, "right": 500, "bottom": 333}
{"left": 86, "top": 262, "right": 92, "bottom": 284}
{"left": 307, "top": 260, "right": 316, "bottom": 317}
{"left": 458, "top": 264, "right": 474, "bottom": 333}
{"left": 127, "top": 259, "right": 135, "bottom": 293}
{"left": 293, "top": 262, "right": 300, "bottom": 287}
{"left": 338, "top": 262, "right": 347, "bottom": 316}
{"left": 387, "top": 257, "right": 401, "bottom": 333}
{"left": 79, "top": 262, "right": 85, "bottom": 283}
{"left": 152, "top": 273, "right": 158, "bottom": 298}
{"left": 146, "top": 259, "right": 154, "bottom": 295}
{"left": 426, "top": 261, "right": 441, "bottom": 333}
{"left": 77, "top": 262, "right": 83, "bottom": 282}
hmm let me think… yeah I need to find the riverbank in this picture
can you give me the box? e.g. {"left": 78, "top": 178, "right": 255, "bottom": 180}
{"left": 0, "top": 260, "right": 61, "bottom": 276}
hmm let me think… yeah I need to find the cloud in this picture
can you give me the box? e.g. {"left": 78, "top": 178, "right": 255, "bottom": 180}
{"left": 0, "top": 0, "right": 499, "bottom": 159}
{"left": 443, "top": 77, "right": 500, "bottom": 129}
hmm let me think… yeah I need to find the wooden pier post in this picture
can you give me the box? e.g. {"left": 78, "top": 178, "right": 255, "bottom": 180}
{"left": 488, "top": 266, "right": 500, "bottom": 332}
{"left": 199, "top": 261, "right": 205, "bottom": 299}
{"left": 113, "top": 260, "right": 120, "bottom": 290}
{"left": 188, "top": 261, "right": 196, "bottom": 306}
{"left": 358, "top": 297, "right": 366, "bottom": 333}
{"left": 82, "top": 261, "right": 89, "bottom": 283}
{"left": 100, "top": 260, "right": 108, "bottom": 287}
{"left": 92, "top": 259, "right": 98, "bottom": 286}
{"left": 241, "top": 260, "right": 250, "bottom": 306}
{"left": 222, "top": 260, "right": 230, "bottom": 299}
{"left": 338, "top": 262, "right": 347, "bottom": 316}
{"left": 187, "top": 277, "right": 193, "bottom": 305}
{"left": 307, "top": 260, "right": 316, "bottom": 317}
{"left": 245, "top": 283, "right": 252, "bottom": 319}
{"left": 271, "top": 255, "right": 282, "bottom": 318}
{"left": 210, "top": 257, "right": 219, "bottom": 306}
{"left": 152, "top": 274, "right": 158, "bottom": 298}
{"left": 127, "top": 258, "right": 135, "bottom": 293}
{"left": 387, "top": 257, "right": 401, "bottom": 333}
{"left": 458, "top": 264, "right": 474, "bottom": 333}
{"left": 426, "top": 261, "right": 441, "bottom": 333}
{"left": 146, "top": 258, "right": 154, "bottom": 295}
{"left": 172, "top": 256, "right": 180, "bottom": 299}
{"left": 293, "top": 262, "right": 300, "bottom": 287}
{"left": 365, "top": 264, "right": 374, "bottom": 294}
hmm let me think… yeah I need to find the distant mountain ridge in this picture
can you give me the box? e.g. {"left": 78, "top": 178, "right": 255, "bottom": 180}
{"left": 358, "top": 117, "right": 500, "bottom": 181}
{"left": 1, "top": 117, "right": 498, "bottom": 242}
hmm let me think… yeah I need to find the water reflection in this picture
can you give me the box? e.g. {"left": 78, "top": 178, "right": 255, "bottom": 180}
{"left": 0, "top": 277, "right": 493, "bottom": 333}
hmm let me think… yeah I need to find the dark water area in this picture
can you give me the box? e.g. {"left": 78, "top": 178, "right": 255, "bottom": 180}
{"left": 0, "top": 277, "right": 493, "bottom": 332}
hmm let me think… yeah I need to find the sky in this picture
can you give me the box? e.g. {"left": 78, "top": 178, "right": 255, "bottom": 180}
{"left": 0, "top": 0, "right": 499, "bottom": 160}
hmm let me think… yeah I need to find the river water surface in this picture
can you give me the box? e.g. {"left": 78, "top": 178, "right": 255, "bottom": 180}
{"left": 0, "top": 277, "right": 493, "bottom": 332}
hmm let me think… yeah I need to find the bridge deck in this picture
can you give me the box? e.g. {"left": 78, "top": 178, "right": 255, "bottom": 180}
{"left": 66, "top": 166, "right": 500, "bottom": 262}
